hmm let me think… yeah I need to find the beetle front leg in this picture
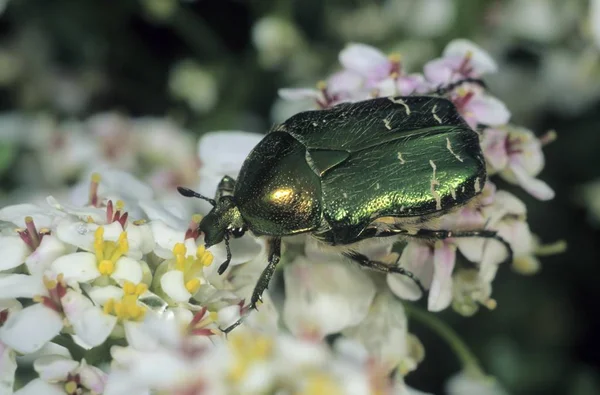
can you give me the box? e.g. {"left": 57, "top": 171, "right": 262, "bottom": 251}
{"left": 220, "top": 238, "right": 282, "bottom": 334}
{"left": 343, "top": 250, "right": 426, "bottom": 294}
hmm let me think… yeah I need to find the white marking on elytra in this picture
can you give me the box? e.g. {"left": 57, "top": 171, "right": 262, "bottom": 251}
{"left": 375, "top": 183, "right": 380, "bottom": 190}
{"left": 446, "top": 138, "right": 464, "bottom": 162}
{"left": 400, "top": 206, "right": 406, "bottom": 212}
{"left": 312, "top": 122, "right": 318, "bottom": 127}
{"left": 383, "top": 118, "right": 392, "bottom": 130}
{"left": 429, "top": 160, "right": 442, "bottom": 210}
{"left": 389, "top": 97, "right": 410, "bottom": 115}
{"left": 343, "top": 192, "right": 348, "bottom": 198}
{"left": 397, "top": 152, "right": 406, "bottom": 164}
{"left": 461, "top": 186, "right": 465, "bottom": 193}
{"left": 474, "top": 177, "right": 481, "bottom": 193}
{"left": 450, "top": 188, "right": 457, "bottom": 200}
{"left": 432, "top": 104, "right": 443, "bottom": 124}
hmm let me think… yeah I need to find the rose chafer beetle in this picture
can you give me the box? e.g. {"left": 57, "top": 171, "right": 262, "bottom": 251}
{"left": 179, "top": 94, "right": 512, "bottom": 333}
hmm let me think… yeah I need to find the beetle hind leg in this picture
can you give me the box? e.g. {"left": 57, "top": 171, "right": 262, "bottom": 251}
{"left": 343, "top": 250, "right": 426, "bottom": 294}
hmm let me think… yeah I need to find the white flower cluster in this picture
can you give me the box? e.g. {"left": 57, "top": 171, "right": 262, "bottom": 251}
{"left": 0, "top": 39, "right": 558, "bottom": 395}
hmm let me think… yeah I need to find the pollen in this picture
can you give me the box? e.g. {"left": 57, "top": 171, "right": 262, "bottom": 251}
{"left": 94, "top": 227, "right": 129, "bottom": 276}
{"left": 171, "top": 243, "right": 213, "bottom": 295}
{"left": 103, "top": 281, "right": 147, "bottom": 321}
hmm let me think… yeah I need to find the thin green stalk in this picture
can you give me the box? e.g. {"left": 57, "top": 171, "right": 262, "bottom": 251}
{"left": 404, "top": 303, "right": 484, "bottom": 375}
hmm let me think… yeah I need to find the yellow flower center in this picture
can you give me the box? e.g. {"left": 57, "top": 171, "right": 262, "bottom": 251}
{"left": 172, "top": 243, "right": 213, "bottom": 294}
{"left": 228, "top": 332, "right": 273, "bottom": 382}
{"left": 103, "top": 281, "right": 148, "bottom": 321}
{"left": 64, "top": 380, "right": 78, "bottom": 394}
{"left": 388, "top": 52, "right": 401, "bottom": 63}
{"left": 300, "top": 373, "right": 343, "bottom": 395}
{"left": 94, "top": 227, "right": 129, "bottom": 276}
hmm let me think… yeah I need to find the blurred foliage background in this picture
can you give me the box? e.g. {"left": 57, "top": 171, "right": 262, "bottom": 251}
{"left": 0, "top": 0, "right": 599, "bottom": 394}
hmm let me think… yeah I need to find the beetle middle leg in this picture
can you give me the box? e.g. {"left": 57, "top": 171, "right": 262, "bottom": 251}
{"left": 343, "top": 250, "right": 427, "bottom": 294}
{"left": 221, "top": 237, "right": 282, "bottom": 334}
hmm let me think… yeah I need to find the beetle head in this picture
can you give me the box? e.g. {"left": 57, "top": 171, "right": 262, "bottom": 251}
{"left": 200, "top": 196, "right": 246, "bottom": 248}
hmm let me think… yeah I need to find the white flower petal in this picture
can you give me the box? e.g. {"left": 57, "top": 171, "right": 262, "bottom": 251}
{"left": 427, "top": 243, "right": 456, "bottom": 312}
{"left": 0, "top": 204, "right": 60, "bottom": 229}
{"left": 124, "top": 320, "right": 160, "bottom": 351}
{"left": 46, "top": 196, "right": 106, "bottom": 223}
{"left": 283, "top": 256, "right": 376, "bottom": 337}
{"left": 161, "top": 270, "right": 192, "bottom": 303}
{"left": 51, "top": 252, "right": 99, "bottom": 285}
{"left": 343, "top": 291, "right": 409, "bottom": 372}
{"left": 150, "top": 220, "right": 186, "bottom": 259}
{"left": 0, "top": 235, "right": 30, "bottom": 271}
{"left": 138, "top": 200, "right": 187, "bottom": 230}
{"left": 0, "top": 343, "right": 17, "bottom": 395}
{"left": 55, "top": 219, "right": 98, "bottom": 252}
{"left": 61, "top": 290, "right": 117, "bottom": 348}
{"left": 0, "top": 304, "right": 63, "bottom": 354}
{"left": 13, "top": 379, "right": 64, "bottom": 395}
{"left": 197, "top": 131, "right": 263, "bottom": 174}
{"left": 444, "top": 39, "right": 497, "bottom": 75}
{"left": 446, "top": 371, "right": 508, "bottom": 395}
{"left": 111, "top": 257, "right": 143, "bottom": 285}
{"left": 387, "top": 243, "right": 433, "bottom": 301}
{"left": 87, "top": 285, "right": 124, "bottom": 305}
{"left": 34, "top": 355, "right": 79, "bottom": 382}
{"left": 0, "top": 273, "right": 46, "bottom": 299}
{"left": 25, "top": 235, "right": 70, "bottom": 276}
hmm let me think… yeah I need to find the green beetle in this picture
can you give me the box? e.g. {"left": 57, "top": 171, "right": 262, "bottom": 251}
{"left": 179, "top": 95, "right": 511, "bottom": 332}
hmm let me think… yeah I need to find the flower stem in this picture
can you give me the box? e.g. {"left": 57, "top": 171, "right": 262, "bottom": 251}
{"left": 403, "top": 303, "right": 484, "bottom": 375}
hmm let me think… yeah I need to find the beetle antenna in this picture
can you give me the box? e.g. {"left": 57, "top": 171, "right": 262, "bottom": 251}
{"left": 217, "top": 233, "right": 232, "bottom": 275}
{"left": 177, "top": 186, "right": 216, "bottom": 206}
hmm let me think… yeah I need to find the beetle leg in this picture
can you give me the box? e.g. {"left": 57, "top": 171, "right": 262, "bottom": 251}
{"left": 412, "top": 229, "right": 514, "bottom": 266}
{"left": 249, "top": 237, "right": 282, "bottom": 309}
{"left": 217, "top": 233, "right": 233, "bottom": 275}
{"left": 432, "top": 77, "right": 487, "bottom": 96}
{"left": 343, "top": 250, "right": 426, "bottom": 294}
{"left": 220, "top": 238, "right": 282, "bottom": 334}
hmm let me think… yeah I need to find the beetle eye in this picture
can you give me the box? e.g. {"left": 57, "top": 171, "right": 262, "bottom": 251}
{"left": 231, "top": 227, "right": 245, "bottom": 238}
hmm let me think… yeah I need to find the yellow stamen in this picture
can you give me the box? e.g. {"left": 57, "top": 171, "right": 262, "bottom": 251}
{"left": 93, "top": 227, "right": 130, "bottom": 276}
{"left": 64, "top": 381, "right": 78, "bottom": 394}
{"left": 91, "top": 173, "right": 101, "bottom": 183}
{"left": 98, "top": 260, "right": 115, "bottom": 275}
{"left": 388, "top": 52, "right": 401, "bottom": 63}
{"left": 133, "top": 219, "right": 147, "bottom": 225}
{"left": 228, "top": 332, "right": 274, "bottom": 382}
{"left": 115, "top": 200, "right": 125, "bottom": 211}
{"left": 103, "top": 286, "right": 147, "bottom": 322}
{"left": 185, "top": 278, "right": 201, "bottom": 294}
{"left": 191, "top": 214, "right": 203, "bottom": 223}
{"left": 316, "top": 80, "right": 327, "bottom": 91}
{"left": 86, "top": 216, "right": 95, "bottom": 223}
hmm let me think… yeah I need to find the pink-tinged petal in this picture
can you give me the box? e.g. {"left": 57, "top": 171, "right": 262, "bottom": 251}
{"left": 78, "top": 360, "right": 108, "bottom": 393}
{"left": 387, "top": 243, "right": 433, "bottom": 301}
{"left": 111, "top": 257, "right": 143, "bottom": 285}
{"left": 467, "top": 94, "right": 511, "bottom": 126}
{"left": 339, "top": 43, "right": 389, "bottom": 78}
{"left": 0, "top": 235, "right": 30, "bottom": 271}
{"left": 278, "top": 88, "right": 319, "bottom": 101}
{"left": 327, "top": 70, "right": 364, "bottom": 95}
{"left": 0, "top": 304, "right": 63, "bottom": 354}
{"left": 51, "top": 252, "right": 99, "bottom": 285}
{"left": 397, "top": 74, "right": 430, "bottom": 95}
{"left": 443, "top": 39, "right": 497, "bottom": 75}
{"left": 423, "top": 57, "right": 455, "bottom": 84}
{"left": 481, "top": 128, "right": 508, "bottom": 171}
{"left": 33, "top": 355, "right": 78, "bottom": 381}
{"left": 25, "top": 235, "right": 70, "bottom": 276}
{"left": 0, "top": 342, "right": 17, "bottom": 395}
{"left": 508, "top": 162, "right": 555, "bottom": 200}
{"left": 427, "top": 242, "right": 456, "bottom": 312}
{"left": 61, "top": 290, "right": 117, "bottom": 348}
{"left": 13, "top": 379, "right": 64, "bottom": 395}
{"left": 0, "top": 274, "right": 46, "bottom": 299}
